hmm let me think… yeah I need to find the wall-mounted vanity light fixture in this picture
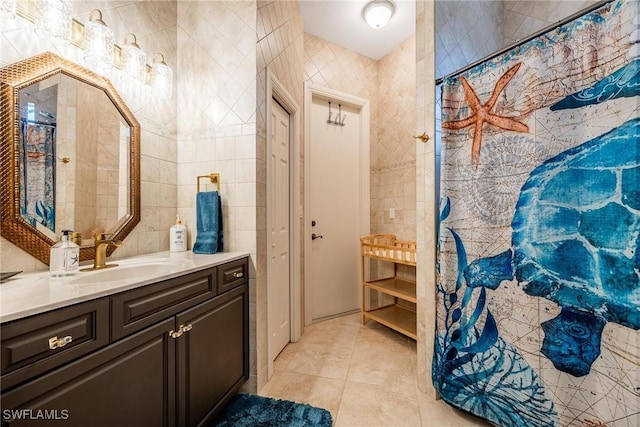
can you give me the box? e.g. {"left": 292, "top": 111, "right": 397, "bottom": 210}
{"left": 120, "top": 33, "right": 147, "bottom": 83}
{"left": 0, "top": 0, "right": 16, "bottom": 19}
{"left": 362, "top": 0, "right": 395, "bottom": 29}
{"left": 18, "top": 1, "right": 172, "bottom": 98}
{"left": 34, "top": 0, "right": 72, "bottom": 43}
{"left": 151, "top": 53, "right": 173, "bottom": 100}
{"left": 83, "top": 9, "right": 114, "bottom": 72}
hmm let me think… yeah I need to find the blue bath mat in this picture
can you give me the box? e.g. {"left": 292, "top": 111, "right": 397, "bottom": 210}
{"left": 211, "top": 393, "right": 332, "bottom": 427}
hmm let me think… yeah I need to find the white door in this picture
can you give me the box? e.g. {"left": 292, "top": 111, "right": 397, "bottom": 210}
{"left": 268, "top": 99, "right": 291, "bottom": 361}
{"left": 309, "top": 95, "right": 362, "bottom": 320}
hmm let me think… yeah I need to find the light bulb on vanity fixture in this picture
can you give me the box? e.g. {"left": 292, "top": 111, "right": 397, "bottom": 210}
{"left": 0, "top": 0, "right": 16, "bottom": 19}
{"left": 83, "top": 9, "right": 114, "bottom": 72}
{"left": 362, "top": 0, "right": 395, "bottom": 29}
{"left": 151, "top": 53, "right": 173, "bottom": 99}
{"left": 34, "top": 0, "right": 72, "bottom": 43}
{"left": 121, "top": 33, "right": 147, "bottom": 83}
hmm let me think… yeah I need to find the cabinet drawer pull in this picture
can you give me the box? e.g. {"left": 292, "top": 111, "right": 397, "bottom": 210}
{"left": 169, "top": 329, "right": 183, "bottom": 339}
{"left": 232, "top": 271, "right": 244, "bottom": 279}
{"left": 169, "top": 324, "right": 193, "bottom": 339}
{"left": 48, "top": 335, "right": 73, "bottom": 350}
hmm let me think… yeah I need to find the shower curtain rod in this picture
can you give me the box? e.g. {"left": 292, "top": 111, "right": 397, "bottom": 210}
{"left": 434, "top": 0, "right": 614, "bottom": 85}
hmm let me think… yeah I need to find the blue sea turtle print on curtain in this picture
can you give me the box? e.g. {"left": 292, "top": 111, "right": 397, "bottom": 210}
{"left": 464, "top": 117, "right": 640, "bottom": 377}
{"left": 434, "top": 200, "right": 558, "bottom": 427}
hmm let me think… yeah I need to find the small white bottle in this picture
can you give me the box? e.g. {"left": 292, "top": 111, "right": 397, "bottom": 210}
{"left": 50, "top": 230, "right": 80, "bottom": 276}
{"left": 170, "top": 215, "right": 187, "bottom": 252}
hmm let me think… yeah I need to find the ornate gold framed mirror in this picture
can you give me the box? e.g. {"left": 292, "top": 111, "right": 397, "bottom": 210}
{"left": 0, "top": 52, "right": 140, "bottom": 265}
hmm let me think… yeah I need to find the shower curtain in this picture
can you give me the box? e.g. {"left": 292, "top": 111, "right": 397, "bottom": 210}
{"left": 20, "top": 121, "right": 56, "bottom": 232}
{"left": 434, "top": 1, "right": 639, "bottom": 426}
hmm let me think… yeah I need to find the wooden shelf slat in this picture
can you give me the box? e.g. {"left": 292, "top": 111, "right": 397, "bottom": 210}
{"left": 360, "top": 234, "right": 416, "bottom": 266}
{"left": 363, "top": 305, "right": 416, "bottom": 340}
{"left": 363, "top": 278, "right": 416, "bottom": 303}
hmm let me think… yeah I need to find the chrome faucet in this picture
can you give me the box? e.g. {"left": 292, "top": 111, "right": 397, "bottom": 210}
{"left": 86, "top": 233, "right": 123, "bottom": 271}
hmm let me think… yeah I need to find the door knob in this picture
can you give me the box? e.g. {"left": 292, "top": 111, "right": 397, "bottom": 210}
{"left": 311, "top": 233, "right": 323, "bottom": 240}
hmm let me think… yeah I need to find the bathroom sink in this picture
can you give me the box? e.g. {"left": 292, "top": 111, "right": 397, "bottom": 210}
{"left": 69, "top": 259, "right": 192, "bottom": 285}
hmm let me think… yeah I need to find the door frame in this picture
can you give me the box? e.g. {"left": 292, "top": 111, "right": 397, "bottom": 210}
{"left": 303, "top": 83, "right": 371, "bottom": 326}
{"left": 266, "top": 70, "right": 301, "bottom": 379}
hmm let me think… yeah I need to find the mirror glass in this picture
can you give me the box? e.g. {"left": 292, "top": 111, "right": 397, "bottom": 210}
{"left": 19, "top": 76, "right": 131, "bottom": 245}
{"left": 1, "top": 52, "right": 140, "bottom": 265}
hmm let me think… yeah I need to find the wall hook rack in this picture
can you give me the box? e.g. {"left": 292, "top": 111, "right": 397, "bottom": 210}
{"left": 327, "top": 101, "right": 346, "bottom": 126}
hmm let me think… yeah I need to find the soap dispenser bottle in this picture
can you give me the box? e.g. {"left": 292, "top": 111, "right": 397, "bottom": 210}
{"left": 170, "top": 215, "right": 187, "bottom": 252}
{"left": 50, "top": 230, "right": 80, "bottom": 276}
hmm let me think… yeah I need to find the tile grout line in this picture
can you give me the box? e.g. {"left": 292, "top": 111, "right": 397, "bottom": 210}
{"left": 331, "top": 317, "right": 362, "bottom": 426}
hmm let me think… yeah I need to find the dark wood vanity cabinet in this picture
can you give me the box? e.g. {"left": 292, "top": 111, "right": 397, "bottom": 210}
{"left": 0, "top": 257, "right": 250, "bottom": 427}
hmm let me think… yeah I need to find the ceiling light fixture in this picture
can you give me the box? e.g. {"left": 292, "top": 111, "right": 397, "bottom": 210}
{"left": 362, "top": 0, "right": 395, "bottom": 29}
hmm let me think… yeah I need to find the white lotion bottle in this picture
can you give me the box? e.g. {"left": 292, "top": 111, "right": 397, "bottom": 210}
{"left": 170, "top": 215, "right": 187, "bottom": 252}
{"left": 50, "top": 230, "right": 80, "bottom": 276}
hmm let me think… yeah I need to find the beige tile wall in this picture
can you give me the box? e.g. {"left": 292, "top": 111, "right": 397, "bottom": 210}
{"left": 434, "top": 1, "right": 596, "bottom": 81}
{"left": 75, "top": 84, "right": 99, "bottom": 238}
{"left": 416, "top": 0, "right": 437, "bottom": 396}
{"left": 373, "top": 36, "right": 417, "bottom": 240}
{"left": 56, "top": 76, "right": 75, "bottom": 234}
{"left": 304, "top": 33, "right": 378, "bottom": 102}
{"left": 176, "top": 0, "right": 259, "bottom": 391}
{"left": 256, "top": 0, "right": 304, "bottom": 391}
{"left": 502, "top": 0, "right": 600, "bottom": 46}
{"left": 435, "top": 0, "right": 503, "bottom": 81}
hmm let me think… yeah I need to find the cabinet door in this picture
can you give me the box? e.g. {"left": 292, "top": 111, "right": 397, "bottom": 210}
{"left": 1, "top": 319, "right": 175, "bottom": 427}
{"left": 176, "top": 285, "right": 249, "bottom": 427}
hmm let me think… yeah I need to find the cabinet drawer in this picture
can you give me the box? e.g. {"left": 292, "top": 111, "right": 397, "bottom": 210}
{"left": 112, "top": 267, "right": 216, "bottom": 340}
{"left": 217, "top": 258, "right": 249, "bottom": 293}
{"left": 1, "top": 299, "right": 109, "bottom": 391}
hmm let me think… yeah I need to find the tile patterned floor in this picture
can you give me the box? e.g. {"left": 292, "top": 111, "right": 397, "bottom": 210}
{"left": 260, "top": 313, "right": 494, "bottom": 427}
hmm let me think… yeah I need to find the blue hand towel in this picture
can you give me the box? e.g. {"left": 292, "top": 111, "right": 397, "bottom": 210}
{"left": 193, "top": 191, "right": 224, "bottom": 254}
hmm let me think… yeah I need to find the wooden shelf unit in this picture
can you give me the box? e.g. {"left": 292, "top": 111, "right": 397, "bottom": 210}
{"left": 360, "top": 234, "right": 416, "bottom": 340}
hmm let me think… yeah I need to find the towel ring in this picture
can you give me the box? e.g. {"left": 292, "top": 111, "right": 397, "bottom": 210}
{"left": 197, "top": 173, "right": 220, "bottom": 193}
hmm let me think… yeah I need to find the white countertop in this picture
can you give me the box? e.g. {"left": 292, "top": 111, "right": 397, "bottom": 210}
{"left": 0, "top": 251, "right": 250, "bottom": 323}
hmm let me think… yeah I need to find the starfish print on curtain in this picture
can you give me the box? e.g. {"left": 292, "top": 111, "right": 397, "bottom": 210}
{"left": 442, "top": 62, "right": 529, "bottom": 169}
